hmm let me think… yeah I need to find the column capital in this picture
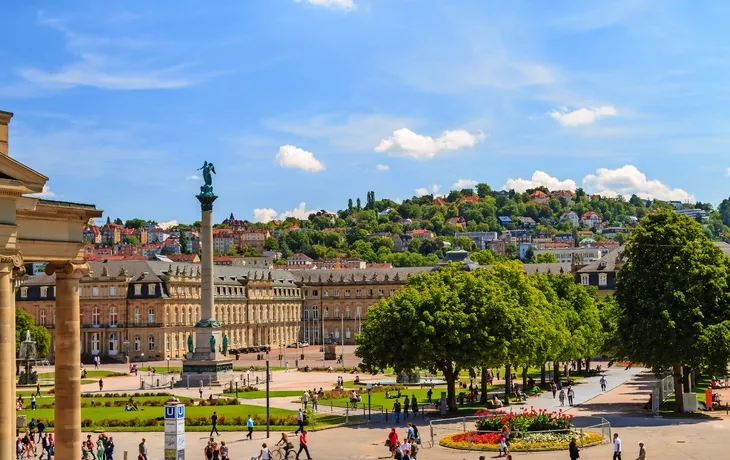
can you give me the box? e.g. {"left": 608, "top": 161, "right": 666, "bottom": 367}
{"left": 45, "top": 261, "right": 90, "bottom": 278}
{"left": 0, "top": 252, "right": 23, "bottom": 268}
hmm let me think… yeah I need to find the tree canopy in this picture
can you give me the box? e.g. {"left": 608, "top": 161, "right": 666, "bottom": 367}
{"left": 16, "top": 307, "right": 50, "bottom": 357}
{"left": 615, "top": 209, "right": 730, "bottom": 411}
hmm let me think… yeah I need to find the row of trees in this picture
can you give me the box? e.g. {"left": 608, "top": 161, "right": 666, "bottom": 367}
{"left": 356, "top": 263, "right": 605, "bottom": 410}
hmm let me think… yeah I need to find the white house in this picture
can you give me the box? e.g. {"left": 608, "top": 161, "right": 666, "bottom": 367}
{"left": 581, "top": 211, "right": 602, "bottom": 229}
{"left": 560, "top": 211, "right": 580, "bottom": 227}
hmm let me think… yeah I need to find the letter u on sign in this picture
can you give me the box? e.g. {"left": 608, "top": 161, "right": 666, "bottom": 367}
{"left": 177, "top": 405, "right": 185, "bottom": 419}
{"left": 165, "top": 406, "right": 175, "bottom": 419}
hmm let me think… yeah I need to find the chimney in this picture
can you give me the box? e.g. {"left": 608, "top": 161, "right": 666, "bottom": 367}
{"left": 0, "top": 110, "right": 13, "bottom": 156}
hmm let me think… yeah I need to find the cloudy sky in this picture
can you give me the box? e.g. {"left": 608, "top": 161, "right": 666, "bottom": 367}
{"left": 3, "top": 0, "right": 729, "bottom": 223}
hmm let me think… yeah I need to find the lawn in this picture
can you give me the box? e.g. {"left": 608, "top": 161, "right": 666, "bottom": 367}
{"left": 222, "top": 389, "right": 304, "bottom": 399}
{"left": 37, "top": 370, "right": 127, "bottom": 379}
{"left": 659, "top": 375, "right": 713, "bottom": 417}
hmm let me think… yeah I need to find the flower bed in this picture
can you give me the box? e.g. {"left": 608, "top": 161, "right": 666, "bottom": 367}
{"left": 440, "top": 430, "right": 604, "bottom": 451}
{"left": 475, "top": 408, "right": 572, "bottom": 432}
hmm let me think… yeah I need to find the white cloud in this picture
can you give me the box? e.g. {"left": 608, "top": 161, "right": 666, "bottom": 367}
{"left": 582, "top": 165, "right": 695, "bottom": 201}
{"left": 503, "top": 171, "right": 577, "bottom": 193}
{"left": 727, "top": 167, "right": 730, "bottom": 177}
{"left": 19, "top": 12, "right": 193, "bottom": 91}
{"left": 252, "top": 202, "right": 319, "bottom": 222}
{"left": 28, "top": 184, "right": 55, "bottom": 199}
{"left": 295, "top": 0, "right": 356, "bottom": 10}
{"left": 453, "top": 178, "right": 477, "bottom": 189}
{"left": 252, "top": 208, "right": 279, "bottom": 223}
{"left": 275, "top": 145, "right": 325, "bottom": 172}
{"left": 549, "top": 106, "right": 617, "bottom": 126}
{"left": 158, "top": 220, "right": 178, "bottom": 230}
{"left": 375, "top": 128, "right": 484, "bottom": 160}
{"left": 375, "top": 164, "right": 390, "bottom": 172}
{"left": 186, "top": 175, "right": 201, "bottom": 181}
{"left": 414, "top": 184, "right": 440, "bottom": 197}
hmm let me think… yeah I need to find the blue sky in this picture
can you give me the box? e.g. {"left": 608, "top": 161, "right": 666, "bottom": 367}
{"left": 3, "top": 0, "right": 730, "bottom": 224}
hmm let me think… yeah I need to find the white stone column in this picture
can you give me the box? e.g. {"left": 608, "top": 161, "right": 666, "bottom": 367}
{"left": 200, "top": 209, "right": 214, "bottom": 321}
{"left": 46, "top": 261, "right": 88, "bottom": 460}
{"left": 0, "top": 254, "right": 22, "bottom": 460}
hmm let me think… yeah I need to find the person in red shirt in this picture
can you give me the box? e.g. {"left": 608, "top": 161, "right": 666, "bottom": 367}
{"left": 387, "top": 428, "right": 399, "bottom": 456}
{"left": 296, "top": 430, "right": 312, "bottom": 460}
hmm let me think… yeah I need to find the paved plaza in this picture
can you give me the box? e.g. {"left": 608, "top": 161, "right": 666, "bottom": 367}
{"left": 37, "top": 360, "right": 725, "bottom": 459}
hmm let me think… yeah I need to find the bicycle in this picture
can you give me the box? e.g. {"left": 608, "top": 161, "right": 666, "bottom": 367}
{"left": 271, "top": 445, "right": 296, "bottom": 460}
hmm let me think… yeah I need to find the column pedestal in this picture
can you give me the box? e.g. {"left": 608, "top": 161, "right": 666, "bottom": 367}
{"left": 46, "top": 262, "right": 88, "bottom": 460}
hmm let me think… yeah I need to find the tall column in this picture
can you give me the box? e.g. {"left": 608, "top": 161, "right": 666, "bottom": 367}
{"left": 0, "top": 254, "right": 22, "bottom": 460}
{"left": 198, "top": 208, "right": 215, "bottom": 321}
{"left": 46, "top": 262, "right": 88, "bottom": 460}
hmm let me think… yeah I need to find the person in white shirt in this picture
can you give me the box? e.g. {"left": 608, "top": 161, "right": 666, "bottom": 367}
{"left": 400, "top": 440, "right": 411, "bottom": 458}
{"left": 613, "top": 433, "right": 622, "bottom": 460}
{"left": 600, "top": 376, "right": 607, "bottom": 392}
{"left": 258, "top": 442, "right": 271, "bottom": 460}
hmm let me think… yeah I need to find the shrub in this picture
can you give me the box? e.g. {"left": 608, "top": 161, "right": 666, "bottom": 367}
{"left": 474, "top": 408, "right": 572, "bottom": 433}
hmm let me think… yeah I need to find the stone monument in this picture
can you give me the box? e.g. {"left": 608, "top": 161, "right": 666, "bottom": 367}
{"left": 178, "top": 162, "right": 233, "bottom": 386}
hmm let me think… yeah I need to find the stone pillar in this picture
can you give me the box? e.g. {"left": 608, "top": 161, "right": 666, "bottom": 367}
{"left": 0, "top": 254, "right": 22, "bottom": 460}
{"left": 46, "top": 262, "right": 89, "bottom": 460}
{"left": 199, "top": 210, "right": 214, "bottom": 321}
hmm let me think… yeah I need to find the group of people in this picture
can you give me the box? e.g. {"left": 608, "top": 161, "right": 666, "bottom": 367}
{"left": 82, "top": 434, "right": 114, "bottom": 460}
{"left": 392, "top": 395, "right": 419, "bottom": 423}
{"left": 203, "top": 437, "right": 229, "bottom": 460}
{"left": 386, "top": 422, "right": 420, "bottom": 460}
{"left": 16, "top": 431, "right": 52, "bottom": 459}
{"left": 300, "top": 389, "right": 320, "bottom": 411}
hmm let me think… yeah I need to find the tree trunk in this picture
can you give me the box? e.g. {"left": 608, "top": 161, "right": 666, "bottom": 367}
{"left": 673, "top": 364, "right": 684, "bottom": 413}
{"left": 444, "top": 369, "right": 457, "bottom": 412}
{"left": 540, "top": 363, "right": 546, "bottom": 385}
{"left": 522, "top": 366, "right": 528, "bottom": 389}
{"left": 480, "top": 367, "right": 488, "bottom": 403}
{"left": 553, "top": 361, "right": 561, "bottom": 385}
{"left": 577, "top": 359, "right": 582, "bottom": 374}
{"left": 504, "top": 364, "right": 512, "bottom": 406}
{"left": 585, "top": 358, "right": 591, "bottom": 371}
{"left": 682, "top": 366, "right": 691, "bottom": 393}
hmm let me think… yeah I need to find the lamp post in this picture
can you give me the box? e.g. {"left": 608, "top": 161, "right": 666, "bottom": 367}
{"left": 167, "top": 356, "right": 171, "bottom": 373}
{"left": 366, "top": 383, "right": 372, "bottom": 421}
{"left": 341, "top": 314, "right": 345, "bottom": 370}
{"left": 266, "top": 349, "right": 270, "bottom": 437}
{"left": 234, "top": 377, "right": 240, "bottom": 399}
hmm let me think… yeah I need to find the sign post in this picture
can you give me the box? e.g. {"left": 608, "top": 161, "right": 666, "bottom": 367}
{"left": 164, "top": 403, "right": 186, "bottom": 460}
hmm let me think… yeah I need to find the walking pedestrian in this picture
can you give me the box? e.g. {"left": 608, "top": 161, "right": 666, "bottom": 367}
{"left": 403, "top": 396, "right": 410, "bottom": 420}
{"left": 411, "top": 395, "right": 418, "bottom": 416}
{"left": 199, "top": 382, "right": 204, "bottom": 399}
{"left": 35, "top": 382, "right": 41, "bottom": 397}
{"left": 36, "top": 419, "right": 45, "bottom": 443}
{"left": 600, "top": 376, "right": 607, "bottom": 392}
{"left": 31, "top": 395, "right": 37, "bottom": 410}
{"left": 551, "top": 381, "right": 557, "bottom": 398}
{"left": 295, "top": 409, "right": 305, "bottom": 435}
{"left": 296, "top": 429, "right": 312, "bottom": 460}
{"left": 311, "top": 392, "right": 318, "bottom": 411}
{"left": 302, "top": 391, "right": 309, "bottom": 410}
{"left": 567, "top": 386, "right": 575, "bottom": 406}
{"left": 636, "top": 441, "right": 646, "bottom": 460}
{"left": 98, "top": 378, "right": 104, "bottom": 392}
{"left": 246, "top": 414, "right": 254, "bottom": 439}
{"left": 569, "top": 436, "right": 580, "bottom": 460}
{"left": 105, "top": 436, "right": 115, "bottom": 460}
{"left": 210, "top": 411, "right": 220, "bottom": 437}
{"left": 393, "top": 399, "right": 402, "bottom": 424}
{"left": 558, "top": 388, "right": 566, "bottom": 407}
{"left": 613, "top": 433, "right": 622, "bottom": 460}
{"left": 138, "top": 437, "right": 148, "bottom": 460}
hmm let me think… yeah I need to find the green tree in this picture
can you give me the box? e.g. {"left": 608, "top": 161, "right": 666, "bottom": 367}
{"left": 531, "top": 253, "right": 558, "bottom": 263}
{"left": 615, "top": 209, "right": 730, "bottom": 412}
{"left": 16, "top": 307, "right": 50, "bottom": 357}
{"left": 240, "top": 246, "right": 262, "bottom": 257}
{"left": 123, "top": 236, "right": 139, "bottom": 245}
{"left": 124, "top": 218, "right": 147, "bottom": 229}
{"left": 179, "top": 231, "right": 189, "bottom": 254}
{"left": 505, "top": 243, "right": 518, "bottom": 259}
{"left": 264, "top": 237, "right": 279, "bottom": 251}
{"left": 524, "top": 246, "right": 535, "bottom": 262}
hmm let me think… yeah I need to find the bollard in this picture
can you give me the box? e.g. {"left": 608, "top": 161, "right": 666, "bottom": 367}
{"left": 123, "top": 452, "right": 128, "bottom": 460}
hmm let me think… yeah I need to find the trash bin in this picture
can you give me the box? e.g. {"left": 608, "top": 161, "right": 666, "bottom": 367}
{"left": 235, "top": 353, "right": 240, "bottom": 361}
{"left": 300, "top": 353, "right": 304, "bottom": 360}
{"left": 16, "top": 415, "right": 26, "bottom": 429}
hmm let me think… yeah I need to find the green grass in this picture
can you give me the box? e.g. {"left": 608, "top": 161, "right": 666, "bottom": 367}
{"left": 658, "top": 376, "right": 714, "bottom": 417}
{"left": 37, "top": 370, "right": 127, "bottom": 379}
{"left": 222, "top": 390, "right": 304, "bottom": 399}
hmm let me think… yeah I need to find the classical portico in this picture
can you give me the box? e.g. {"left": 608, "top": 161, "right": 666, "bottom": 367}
{"left": 0, "top": 110, "right": 102, "bottom": 460}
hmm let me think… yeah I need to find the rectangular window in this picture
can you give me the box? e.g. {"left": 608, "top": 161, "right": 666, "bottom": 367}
{"left": 356, "top": 289, "right": 362, "bottom": 297}
{"left": 390, "top": 289, "right": 396, "bottom": 296}
{"left": 148, "top": 284, "right": 156, "bottom": 294}
{"left": 323, "top": 290, "right": 329, "bottom": 297}
{"left": 92, "top": 287, "right": 99, "bottom": 297}
{"left": 378, "top": 289, "right": 384, "bottom": 297}
{"left": 40, "top": 287, "right": 48, "bottom": 298}
{"left": 598, "top": 273, "right": 608, "bottom": 287}
{"left": 134, "top": 285, "right": 142, "bottom": 295}
{"left": 333, "top": 290, "right": 339, "bottom": 297}
{"left": 312, "top": 289, "right": 318, "bottom": 296}
{"left": 580, "top": 274, "right": 590, "bottom": 286}
{"left": 78, "top": 287, "right": 83, "bottom": 297}
{"left": 109, "top": 287, "right": 117, "bottom": 296}
{"left": 345, "top": 289, "right": 350, "bottom": 297}
{"left": 367, "top": 289, "right": 373, "bottom": 297}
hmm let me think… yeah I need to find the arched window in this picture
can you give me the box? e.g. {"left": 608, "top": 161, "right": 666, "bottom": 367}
{"left": 334, "top": 327, "right": 340, "bottom": 339}
{"left": 345, "top": 327, "right": 351, "bottom": 339}
{"left": 334, "top": 306, "right": 340, "bottom": 319}
{"left": 345, "top": 307, "right": 350, "bottom": 319}
{"left": 91, "top": 307, "right": 100, "bottom": 326}
{"left": 109, "top": 306, "right": 117, "bottom": 326}
{"left": 173, "top": 334, "right": 178, "bottom": 351}
{"left": 174, "top": 307, "right": 179, "bottom": 325}
{"left": 148, "top": 335, "right": 155, "bottom": 351}
{"left": 134, "top": 308, "right": 141, "bottom": 325}
{"left": 304, "top": 307, "right": 309, "bottom": 320}
{"left": 356, "top": 306, "right": 361, "bottom": 319}
{"left": 323, "top": 307, "right": 329, "bottom": 319}
{"left": 91, "top": 333, "right": 100, "bottom": 354}
{"left": 39, "top": 310, "right": 46, "bottom": 326}
{"left": 188, "top": 307, "right": 192, "bottom": 325}
{"left": 195, "top": 308, "right": 199, "bottom": 322}
{"left": 166, "top": 309, "right": 170, "bottom": 325}
{"left": 109, "top": 333, "right": 118, "bottom": 353}
{"left": 148, "top": 308, "right": 155, "bottom": 324}
{"left": 312, "top": 306, "right": 318, "bottom": 320}
{"left": 134, "top": 336, "right": 141, "bottom": 352}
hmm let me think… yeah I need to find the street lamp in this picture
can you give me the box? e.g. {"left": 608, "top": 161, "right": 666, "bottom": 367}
{"left": 167, "top": 356, "right": 171, "bottom": 372}
{"left": 234, "top": 377, "right": 240, "bottom": 399}
{"left": 366, "top": 383, "right": 372, "bottom": 421}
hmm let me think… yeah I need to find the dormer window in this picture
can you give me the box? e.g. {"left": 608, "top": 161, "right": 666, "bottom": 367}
{"left": 148, "top": 284, "right": 156, "bottom": 294}
{"left": 40, "top": 287, "right": 48, "bottom": 298}
{"left": 134, "top": 285, "right": 142, "bottom": 296}
{"left": 20, "top": 287, "right": 28, "bottom": 299}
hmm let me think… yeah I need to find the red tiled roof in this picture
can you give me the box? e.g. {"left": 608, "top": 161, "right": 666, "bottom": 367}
{"left": 458, "top": 195, "right": 480, "bottom": 203}
{"left": 213, "top": 256, "right": 232, "bottom": 262}
{"left": 432, "top": 198, "right": 447, "bottom": 206}
{"left": 531, "top": 190, "right": 549, "bottom": 198}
